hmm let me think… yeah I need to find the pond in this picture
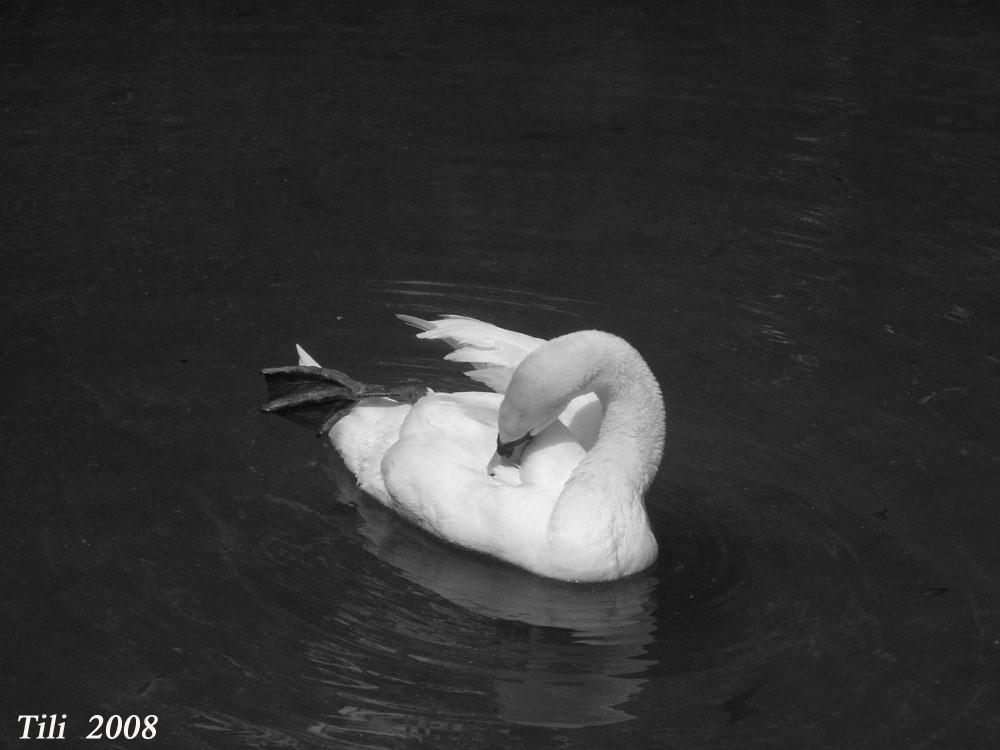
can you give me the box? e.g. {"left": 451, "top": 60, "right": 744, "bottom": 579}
{"left": 2, "top": 1, "right": 998, "bottom": 747}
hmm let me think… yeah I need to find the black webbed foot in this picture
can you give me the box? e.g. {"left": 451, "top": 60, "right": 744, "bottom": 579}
{"left": 260, "top": 365, "right": 426, "bottom": 435}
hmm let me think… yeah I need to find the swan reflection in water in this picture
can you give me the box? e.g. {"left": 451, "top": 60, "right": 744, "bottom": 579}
{"left": 318, "top": 445, "right": 659, "bottom": 728}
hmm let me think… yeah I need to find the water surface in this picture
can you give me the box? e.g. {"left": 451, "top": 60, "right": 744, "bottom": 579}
{"left": 2, "top": 2, "right": 999, "bottom": 747}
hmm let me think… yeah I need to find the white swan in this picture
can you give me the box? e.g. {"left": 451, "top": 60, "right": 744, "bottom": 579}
{"left": 261, "top": 315, "right": 665, "bottom": 582}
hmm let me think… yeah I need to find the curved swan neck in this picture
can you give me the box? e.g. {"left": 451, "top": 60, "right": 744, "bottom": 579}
{"left": 573, "top": 332, "right": 665, "bottom": 487}
{"left": 538, "top": 331, "right": 664, "bottom": 579}
{"left": 503, "top": 328, "right": 665, "bottom": 484}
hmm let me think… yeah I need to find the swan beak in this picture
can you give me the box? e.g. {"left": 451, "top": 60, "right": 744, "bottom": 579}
{"left": 487, "top": 451, "right": 512, "bottom": 476}
{"left": 487, "top": 433, "right": 530, "bottom": 476}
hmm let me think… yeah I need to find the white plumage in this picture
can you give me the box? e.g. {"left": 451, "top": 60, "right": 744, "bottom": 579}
{"left": 269, "top": 314, "right": 665, "bottom": 582}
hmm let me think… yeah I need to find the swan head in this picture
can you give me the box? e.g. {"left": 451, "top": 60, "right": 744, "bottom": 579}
{"left": 487, "top": 396, "right": 562, "bottom": 475}
{"left": 486, "top": 398, "right": 562, "bottom": 476}
{"left": 487, "top": 332, "right": 593, "bottom": 474}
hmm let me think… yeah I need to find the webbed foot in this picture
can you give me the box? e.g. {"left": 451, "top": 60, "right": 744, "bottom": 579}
{"left": 261, "top": 364, "right": 426, "bottom": 435}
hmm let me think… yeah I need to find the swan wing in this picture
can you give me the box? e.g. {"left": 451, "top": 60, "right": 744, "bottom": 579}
{"left": 396, "top": 314, "right": 545, "bottom": 393}
{"left": 381, "top": 392, "right": 563, "bottom": 568}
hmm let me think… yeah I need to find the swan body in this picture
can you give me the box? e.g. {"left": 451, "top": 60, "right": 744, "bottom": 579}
{"left": 263, "top": 315, "right": 665, "bottom": 582}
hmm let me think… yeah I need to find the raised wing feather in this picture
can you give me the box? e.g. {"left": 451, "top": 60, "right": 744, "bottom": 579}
{"left": 396, "top": 314, "right": 545, "bottom": 393}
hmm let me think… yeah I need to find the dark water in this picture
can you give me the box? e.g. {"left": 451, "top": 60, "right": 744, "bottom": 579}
{"left": 3, "top": 2, "right": 999, "bottom": 747}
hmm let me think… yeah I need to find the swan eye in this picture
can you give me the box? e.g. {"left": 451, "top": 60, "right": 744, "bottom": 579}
{"left": 496, "top": 432, "right": 531, "bottom": 458}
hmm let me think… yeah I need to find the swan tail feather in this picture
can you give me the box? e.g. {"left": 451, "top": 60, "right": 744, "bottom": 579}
{"left": 261, "top": 361, "right": 425, "bottom": 435}
{"left": 295, "top": 343, "right": 321, "bottom": 367}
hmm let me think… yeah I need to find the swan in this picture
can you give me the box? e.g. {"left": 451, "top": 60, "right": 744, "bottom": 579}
{"left": 261, "top": 315, "right": 665, "bottom": 582}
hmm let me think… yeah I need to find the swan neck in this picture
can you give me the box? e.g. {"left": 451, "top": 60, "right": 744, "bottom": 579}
{"left": 544, "top": 332, "right": 664, "bottom": 579}
{"left": 574, "top": 333, "right": 665, "bottom": 489}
